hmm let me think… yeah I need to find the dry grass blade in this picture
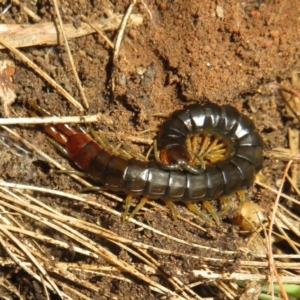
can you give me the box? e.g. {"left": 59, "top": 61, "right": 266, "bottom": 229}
{"left": 11, "top": 0, "right": 41, "bottom": 21}
{"left": 0, "top": 17, "right": 143, "bottom": 49}
{"left": 52, "top": 0, "right": 88, "bottom": 108}
{"left": 80, "top": 15, "right": 115, "bottom": 48}
{"left": 111, "top": 0, "right": 137, "bottom": 92}
{"left": 0, "top": 114, "right": 113, "bottom": 126}
{"left": 113, "top": 0, "right": 136, "bottom": 58}
{"left": 267, "top": 161, "right": 293, "bottom": 300}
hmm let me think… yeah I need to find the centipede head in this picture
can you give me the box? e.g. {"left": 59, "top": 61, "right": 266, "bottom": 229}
{"left": 160, "top": 145, "right": 191, "bottom": 166}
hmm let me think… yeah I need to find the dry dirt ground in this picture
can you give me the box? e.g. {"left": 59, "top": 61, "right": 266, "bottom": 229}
{"left": 0, "top": 0, "right": 300, "bottom": 299}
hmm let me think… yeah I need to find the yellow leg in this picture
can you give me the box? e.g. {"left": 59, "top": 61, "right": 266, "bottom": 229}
{"left": 237, "top": 190, "right": 246, "bottom": 204}
{"left": 122, "top": 194, "right": 132, "bottom": 222}
{"left": 191, "top": 153, "right": 206, "bottom": 169}
{"left": 145, "top": 144, "right": 154, "bottom": 160}
{"left": 219, "top": 195, "right": 232, "bottom": 216}
{"left": 202, "top": 200, "right": 221, "bottom": 225}
{"left": 153, "top": 140, "right": 161, "bottom": 163}
{"left": 185, "top": 135, "right": 194, "bottom": 160}
{"left": 91, "top": 128, "right": 146, "bottom": 161}
{"left": 91, "top": 128, "right": 114, "bottom": 151}
{"left": 163, "top": 200, "right": 178, "bottom": 220}
{"left": 188, "top": 135, "right": 206, "bottom": 169}
{"left": 199, "top": 135, "right": 210, "bottom": 156}
{"left": 205, "top": 137, "right": 220, "bottom": 153}
{"left": 256, "top": 172, "right": 269, "bottom": 185}
{"left": 127, "top": 196, "right": 148, "bottom": 220}
{"left": 185, "top": 201, "right": 213, "bottom": 223}
{"left": 191, "top": 134, "right": 199, "bottom": 154}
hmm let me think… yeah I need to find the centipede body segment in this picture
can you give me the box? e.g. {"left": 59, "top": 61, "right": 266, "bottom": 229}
{"left": 28, "top": 101, "right": 263, "bottom": 223}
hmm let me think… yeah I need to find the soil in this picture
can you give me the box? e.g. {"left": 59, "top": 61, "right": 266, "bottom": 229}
{"left": 0, "top": 0, "right": 299, "bottom": 299}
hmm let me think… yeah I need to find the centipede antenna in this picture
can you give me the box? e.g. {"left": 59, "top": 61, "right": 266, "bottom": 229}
{"left": 181, "top": 164, "right": 204, "bottom": 175}
{"left": 155, "top": 161, "right": 182, "bottom": 171}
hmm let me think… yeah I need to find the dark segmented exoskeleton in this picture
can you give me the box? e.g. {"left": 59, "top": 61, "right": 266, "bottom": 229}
{"left": 28, "top": 101, "right": 263, "bottom": 224}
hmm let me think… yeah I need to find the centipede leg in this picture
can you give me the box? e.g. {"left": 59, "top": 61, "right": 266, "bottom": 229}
{"left": 237, "top": 190, "right": 246, "bottom": 203}
{"left": 127, "top": 196, "right": 148, "bottom": 220}
{"left": 198, "top": 134, "right": 211, "bottom": 157}
{"left": 256, "top": 172, "right": 268, "bottom": 185}
{"left": 187, "top": 132, "right": 228, "bottom": 166}
{"left": 145, "top": 144, "right": 154, "bottom": 160}
{"left": 219, "top": 196, "right": 232, "bottom": 216}
{"left": 153, "top": 140, "right": 161, "bottom": 163}
{"left": 122, "top": 194, "right": 133, "bottom": 221}
{"left": 186, "top": 135, "right": 206, "bottom": 169}
{"left": 202, "top": 200, "right": 221, "bottom": 225}
{"left": 185, "top": 201, "right": 213, "bottom": 223}
{"left": 163, "top": 200, "right": 178, "bottom": 220}
{"left": 91, "top": 128, "right": 146, "bottom": 161}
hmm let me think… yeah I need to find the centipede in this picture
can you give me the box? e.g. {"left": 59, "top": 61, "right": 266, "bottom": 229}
{"left": 28, "top": 101, "right": 263, "bottom": 224}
